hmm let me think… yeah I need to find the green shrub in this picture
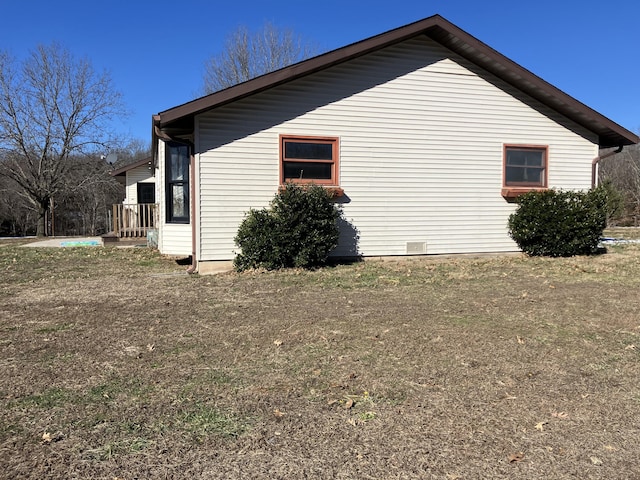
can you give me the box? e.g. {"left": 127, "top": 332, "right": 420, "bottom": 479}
{"left": 508, "top": 187, "right": 609, "bottom": 257}
{"left": 233, "top": 183, "right": 342, "bottom": 271}
{"left": 596, "top": 179, "right": 624, "bottom": 225}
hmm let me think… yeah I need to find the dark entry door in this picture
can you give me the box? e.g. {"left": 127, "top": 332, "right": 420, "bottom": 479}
{"left": 137, "top": 183, "right": 155, "bottom": 204}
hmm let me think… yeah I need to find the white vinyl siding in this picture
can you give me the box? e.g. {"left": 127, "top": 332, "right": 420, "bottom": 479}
{"left": 195, "top": 36, "right": 597, "bottom": 261}
{"left": 123, "top": 164, "right": 154, "bottom": 204}
{"left": 156, "top": 140, "right": 192, "bottom": 256}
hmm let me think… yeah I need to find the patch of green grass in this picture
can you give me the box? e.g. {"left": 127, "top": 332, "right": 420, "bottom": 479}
{"left": 85, "top": 376, "right": 154, "bottom": 404}
{"left": 12, "top": 387, "right": 71, "bottom": 409}
{"left": 178, "top": 369, "right": 239, "bottom": 401}
{"left": 82, "top": 437, "right": 153, "bottom": 461}
{"left": 357, "top": 411, "right": 377, "bottom": 422}
{"left": 201, "top": 369, "right": 234, "bottom": 385}
{"left": 0, "top": 421, "right": 24, "bottom": 437}
{"left": 87, "top": 384, "right": 118, "bottom": 402}
{"left": 36, "top": 322, "right": 75, "bottom": 334}
{"left": 178, "top": 404, "right": 249, "bottom": 439}
{"left": 136, "top": 258, "right": 161, "bottom": 267}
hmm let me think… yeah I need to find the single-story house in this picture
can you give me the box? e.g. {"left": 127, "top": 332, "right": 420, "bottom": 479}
{"left": 109, "top": 157, "right": 157, "bottom": 238}
{"left": 150, "top": 14, "right": 638, "bottom": 273}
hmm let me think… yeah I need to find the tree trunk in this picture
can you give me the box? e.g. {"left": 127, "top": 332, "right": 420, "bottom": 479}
{"left": 36, "top": 200, "right": 49, "bottom": 237}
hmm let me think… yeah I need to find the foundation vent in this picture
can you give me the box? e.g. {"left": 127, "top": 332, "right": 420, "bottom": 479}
{"left": 406, "top": 241, "right": 427, "bottom": 255}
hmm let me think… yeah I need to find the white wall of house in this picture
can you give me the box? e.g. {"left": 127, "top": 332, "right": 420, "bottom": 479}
{"left": 193, "top": 36, "right": 598, "bottom": 262}
{"left": 123, "top": 164, "right": 155, "bottom": 204}
{"left": 155, "top": 140, "right": 193, "bottom": 256}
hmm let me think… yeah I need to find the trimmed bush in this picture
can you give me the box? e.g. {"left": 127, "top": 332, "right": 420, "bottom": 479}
{"left": 596, "top": 179, "right": 624, "bottom": 225}
{"left": 233, "top": 183, "right": 342, "bottom": 271}
{"left": 508, "top": 187, "right": 609, "bottom": 257}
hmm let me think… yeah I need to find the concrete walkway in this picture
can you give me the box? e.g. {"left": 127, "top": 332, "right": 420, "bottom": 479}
{"left": 21, "top": 236, "right": 104, "bottom": 247}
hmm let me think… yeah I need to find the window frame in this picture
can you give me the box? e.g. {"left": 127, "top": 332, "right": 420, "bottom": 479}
{"left": 502, "top": 144, "right": 548, "bottom": 197}
{"left": 137, "top": 183, "right": 156, "bottom": 205}
{"left": 280, "top": 135, "right": 339, "bottom": 186}
{"left": 165, "top": 141, "right": 190, "bottom": 224}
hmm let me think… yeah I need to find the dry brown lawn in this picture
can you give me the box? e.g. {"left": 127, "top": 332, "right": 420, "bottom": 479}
{"left": 1, "top": 240, "right": 640, "bottom": 479}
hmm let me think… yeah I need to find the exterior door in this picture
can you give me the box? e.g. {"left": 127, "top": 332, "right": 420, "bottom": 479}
{"left": 137, "top": 183, "right": 155, "bottom": 204}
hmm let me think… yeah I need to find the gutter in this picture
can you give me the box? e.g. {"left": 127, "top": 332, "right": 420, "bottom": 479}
{"left": 592, "top": 145, "right": 623, "bottom": 188}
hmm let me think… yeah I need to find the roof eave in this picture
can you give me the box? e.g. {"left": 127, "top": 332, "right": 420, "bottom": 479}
{"left": 155, "top": 14, "right": 638, "bottom": 148}
{"left": 109, "top": 156, "right": 153, "bottom": 177}
{"left": 156, "top": 15, "right": 449, "bottom": 130}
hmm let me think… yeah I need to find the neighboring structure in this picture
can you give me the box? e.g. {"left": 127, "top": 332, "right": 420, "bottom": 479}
{"left": 150, "top": 15, "right": 638, "bottom": 272}
{"left": 110, "top": 157, "right": 157, "bottom": 238}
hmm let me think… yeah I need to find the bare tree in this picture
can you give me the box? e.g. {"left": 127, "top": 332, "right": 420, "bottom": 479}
{"left": 55, "top": 156, "right": 123, "bottom": 235}
{"left": 0, "top": 44, "right": 124, "bottom": 236}
{"left": 0, "top": 174, "right": 36, "bottom": 236}
{"left": 599, "top": 143, "right": 640, "bottom": 225}
{"left": 203, "top": 22, "right": 318, "bottom": 94}
{"left": 109, "top": 138, "right": 151, "bottom": 170}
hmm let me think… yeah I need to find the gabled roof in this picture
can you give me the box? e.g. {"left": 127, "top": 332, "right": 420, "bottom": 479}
{"left": 110, "top": 157, "right": 153, "bottom": 177}
{"left": 154, "top": 14, "right": 638, "bottom": 148}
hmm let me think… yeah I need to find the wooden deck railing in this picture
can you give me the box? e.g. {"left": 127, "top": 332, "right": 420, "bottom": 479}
{"left": 112, "top": 203, "right": 158, "bottom": 238}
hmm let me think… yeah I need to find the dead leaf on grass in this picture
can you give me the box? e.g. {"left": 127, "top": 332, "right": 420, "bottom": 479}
{"left": 344, "top": 398, "right": 354, "bottom": 410}
{"left": 273, "top": 408, "right": 285, "bottom": 418}
{"left": 535, "top": 421, "right": 548, "bottom": 431}
{"left": 508, "top": 452, "right": 524, "bottom": 463}
{"left": 41, "top": 431, "right": 63, "bottom": 444}
{"left": 551, "top": 411, "right": 569, "bottom": 419}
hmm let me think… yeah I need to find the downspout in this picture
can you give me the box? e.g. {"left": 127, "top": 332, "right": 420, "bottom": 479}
{"left": 592, "top": 145, "right": 623, "bottom": 188}
{"left": 186, "top": 151, "right": 197, "bottom": 274}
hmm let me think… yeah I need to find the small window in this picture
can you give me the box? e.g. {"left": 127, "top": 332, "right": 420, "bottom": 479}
{"left": 504, "top": 145, "right": 547, "bottom": 188}
{"left": 280, "top": 135, "right": 339, "bottom": 185}
{"left": 137, "top": 183, "right": 155, "bottom": 204}
{"left": 165, "top": 142, "right": 190, "bottom": 223}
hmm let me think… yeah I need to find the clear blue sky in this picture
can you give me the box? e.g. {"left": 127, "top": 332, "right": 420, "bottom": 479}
{"left": 2, "top": 0, "right": 638, "bottom": 145}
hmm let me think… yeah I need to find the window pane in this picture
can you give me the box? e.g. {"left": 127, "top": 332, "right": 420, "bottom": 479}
{"left": 172, "top": 184, "right": 187, "bottom": 218}
{"left": 507, "top": 149, "right": 543, "bottom": 167}
{"left": 506, "top": 166, "right": 543, "bottom": 185}
{"left": 137, "top": 183, "right": 155, "bottom": 204}
{"left": 505, "top": 147, "right": 545, "bottom": 186}
{"left": 284, "top": 161, "right": 332, "bottom": 180}
{"left": 284, "top": 142, "right": 333, "bottom": 160}
{"left": 169, "top": 145, "right": 189, "bottom": 181}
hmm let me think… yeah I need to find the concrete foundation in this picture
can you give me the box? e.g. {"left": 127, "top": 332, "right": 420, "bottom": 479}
{"left": 196, "top": 260, "right": 234, "bottom": 276}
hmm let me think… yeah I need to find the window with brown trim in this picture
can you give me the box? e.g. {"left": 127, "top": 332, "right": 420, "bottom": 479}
{"left": 280, "top": 135, "right": 339, "bottom": 186}
{"left": 504, "top": 145, "right": 547, "bottom": 188}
